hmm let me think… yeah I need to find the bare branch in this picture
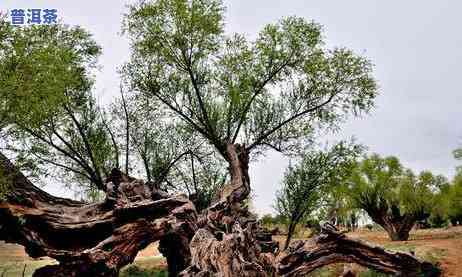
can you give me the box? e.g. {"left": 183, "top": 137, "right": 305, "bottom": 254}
{"left": 120, "top": 86, "right": 130, "bottom": 175}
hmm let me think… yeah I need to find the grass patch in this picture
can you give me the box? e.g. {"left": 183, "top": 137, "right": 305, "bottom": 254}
{"left": 382, "top": 243, "right": 416, "bottom": 253}
{"left": 422, "top": 248, "right": 447, "bottom": 265}
{"left": 308, "top": 264, "right": 344, "bottom": 276}
{"left": 120, "top": 256, "right": 167, "bottom": 277}
{"left": 0, "top": 260, "right": 56, "bottom": 277}
{"left": 0, "top": 255, "right": 166, "bottom": 277}
{"left": 119, "top": 265, "right": 167, "bottom": 277}
{"left": 358, "top": 269, "right": 388, "bottom": 277}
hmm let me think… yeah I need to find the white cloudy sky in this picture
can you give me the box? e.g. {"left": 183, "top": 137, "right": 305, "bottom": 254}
{"left": 1, "top": 0, "right": 461, "bottom": 215}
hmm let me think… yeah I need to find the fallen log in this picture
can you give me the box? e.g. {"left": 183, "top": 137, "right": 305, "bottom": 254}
{"left": 0, "top": 149, "right": 441, "bottom": 277}
{"left": 0, "top": 152, "right": 196, "bottom": 276}
{"left": 180, "top": 222, "right": 440, "bottom": 277}
{"left": 277, "top": 223, "right": 441, "bottom": 277}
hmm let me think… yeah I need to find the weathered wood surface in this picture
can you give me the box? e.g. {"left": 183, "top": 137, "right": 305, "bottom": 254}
{"left": 0, "top": 147, "right": 441, "bottom": 277}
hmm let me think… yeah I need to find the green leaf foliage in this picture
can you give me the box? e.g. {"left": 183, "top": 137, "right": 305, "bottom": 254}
{"left": 123, "top": 0, "right": 378, "bottom": 157}
{"left": 348, "top": 154, "right": 446, "bottom": 223}
{"left": 0, "top": 19, "right": 101, "bottom": 128}
{"left": 274, "top": 141, "right": 361, "bottom": 240}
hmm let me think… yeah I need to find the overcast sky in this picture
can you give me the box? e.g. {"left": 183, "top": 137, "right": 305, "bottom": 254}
{"left": 2, "top": 0, "right": 461, "bottom": 215}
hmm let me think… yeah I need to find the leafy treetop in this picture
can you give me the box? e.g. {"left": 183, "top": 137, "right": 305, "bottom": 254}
{"left": 123, "top": 0, "right": 378, "bottom": 159}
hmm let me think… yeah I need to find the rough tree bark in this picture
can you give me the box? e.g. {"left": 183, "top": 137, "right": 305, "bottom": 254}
{"left": 283, "top": 221, "right": 297, "bottom": 250}
{"left": 277, "top": 223, "right": 439, "bottom": 276}
{"left": 368, "top": 207, "right": 424, "bottom": 241}
{"left": 0, "top": 152, "right": 197, "bottom": 277}
{"left": 0, "top": 147, "right": 441, "bottom": 277}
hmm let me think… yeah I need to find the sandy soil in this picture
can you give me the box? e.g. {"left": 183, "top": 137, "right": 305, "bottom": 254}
{"left": 348, "top": 226, "right": 462, "bottom": 276}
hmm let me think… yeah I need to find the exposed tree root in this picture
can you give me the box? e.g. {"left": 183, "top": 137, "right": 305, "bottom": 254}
{"left": 0, "top": 153, "right": 196, "bottom": 276}
{"left": 277, "top": 224, "right": 440, "bottom": 277}
{"left": 0, "top": 150, "right": 441, "bottom": 277}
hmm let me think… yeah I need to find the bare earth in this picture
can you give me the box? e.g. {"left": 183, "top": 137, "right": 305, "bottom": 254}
{"left": 347, "top": 226, "right": 462, "bottom": 277}
{"left": 1, "top": 227, "right": 462, "bottom": 276}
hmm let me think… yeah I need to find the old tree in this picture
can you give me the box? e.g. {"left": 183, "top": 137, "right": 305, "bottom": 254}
{"left": 346, "top": 155, "right": 446, "bottom": 242}
{"left": 0, "top": 1, "right": 439, "bottom": 276}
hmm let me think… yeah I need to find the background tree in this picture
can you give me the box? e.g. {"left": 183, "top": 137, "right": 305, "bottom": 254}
{"left": 322, "top": 185, "right": 363, "bottom": 231}
{"left": 428, "top": 181, "right": 452, "bottom": 228}
{"left": 274, "top": 142, "right": 360, "bottom": 249}
{"left": 259, "top": 213, "right": 287, "bottom": 229}
{"left": 346, "top": 154, "right": 443, "bottom": 241}
{"left": 447, "top": 146, "right": 462, "bottom": 225}
{"left": 445, "top": 173, "right": 462, "bottom": 225}
{"left": 0, "top": 21, "right": 117, "bottom": 199}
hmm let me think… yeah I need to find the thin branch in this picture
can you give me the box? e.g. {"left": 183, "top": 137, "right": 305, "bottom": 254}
{"left": 261, "top": 142, "right": 283, "bottom": 152}
{"left": 247, "top": 92, "right": 337, "bottom": 151}
{"left": 100, "top": 109, "right": 120, "bottom": 169}
{"left": 63, "top": 105, "right": 103, "bottom": 187}
{"left": 231, "top": 52, "right": 296, "bottom": 143}
{"left": 155, "top": 150, "right": 192, "bottom": 185}
{"left": 30, "top": 151, "right": 91, "bottom": 180}
{"left": 147, "top": 82, "right": 208, "bottom": 137}
{"left": 147, "top": 81, "right": 226, "bottom": 157}
{"left": 120, "top": 86, "right": 130, "bottom": 175}
{"left": 20, "top": 125, "right": 96, "bottom": 184}
{"left": 191, "top": 152, "right": 198, "bottom": 194}
{"left": 184, "top": 54, "right": 218, "bottom": 142}
{"left": 174, "top": 164, "right": 192, "bottom": 196}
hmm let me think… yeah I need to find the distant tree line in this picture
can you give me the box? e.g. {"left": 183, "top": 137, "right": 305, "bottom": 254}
{"left": 269, "top": 146, "right": 462, "bottom": 243}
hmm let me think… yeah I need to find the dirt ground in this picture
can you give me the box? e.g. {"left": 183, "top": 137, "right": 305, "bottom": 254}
{"left": 1, "top": 227, "right": 462, "bottom": 276}
{"left": 347, "top": 226, "right": 462, "bottom": 276}
{"left": 0, "top": 241, "right": 165, "bottom": 276}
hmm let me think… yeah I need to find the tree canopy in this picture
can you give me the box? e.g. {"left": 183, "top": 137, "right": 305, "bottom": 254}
{"left": 0, "top": 21, "right": 100, "bottom": 128}
{"left": 346, "top": 154, "right": 446, "bottom": 240}
{"left": 123, "top": 0, "right": 377, "bottom": 160}
{"left": 274, "top": 141, "right": 361, "bottom": 248}
{"left": 0, "top": 21, "right": 112, "bottom": 195}
{"left": 0, "top": 19, "right": 225, "bottom": 202}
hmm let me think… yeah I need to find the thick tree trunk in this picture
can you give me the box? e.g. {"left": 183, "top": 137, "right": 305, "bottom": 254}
{"left": 0, "top": 149, "right": 440, "bottom": 276}
{"left": 180, "top": 144, "right": 440, "bottom": 276}
{"left": 159, "top": 233, "right": 192, "bottom": 277}
{"left": 368, "top": 211, "right": 417, "bottom": 242}
{"left": 387, "top": 228, "right": 411, "bottom": 241}
{"left": 381, "top": 217, "right": 415, "bottom": 241}
{"left": 0, "top": 152, "right": 197, "bottom": 277}
{"left": 180, "top": 144, "right": 267, "bottom": 276}
{"left": 181, "top": 222, "right": 440, "bottom": 277}
{"left": 283, "top": 222, "right": 296, "bottom": 250}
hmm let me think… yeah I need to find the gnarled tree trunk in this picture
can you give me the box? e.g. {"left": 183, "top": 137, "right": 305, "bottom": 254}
{"left": 0, "top": 148, "right": 440, "bottom": 276}
{"left": 364, "top": 204, "right": 431, "bottom": 242}
{"left": 277, "top": 223, "right": 439, "bottom": 277}
{"left": 0, "top": 152, "right": 197, "bottom": 277}
{"left": 370, "top": 212, "right": 418, "bottom": 241}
